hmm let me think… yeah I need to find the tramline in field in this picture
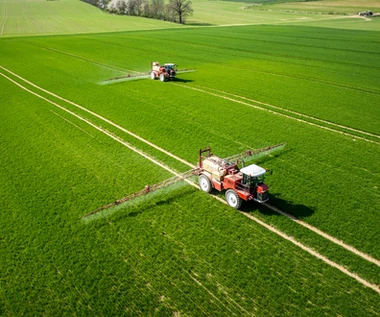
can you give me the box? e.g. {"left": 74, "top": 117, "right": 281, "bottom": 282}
{"left": 83, "top": 143, "right": 285, "bottom": 218}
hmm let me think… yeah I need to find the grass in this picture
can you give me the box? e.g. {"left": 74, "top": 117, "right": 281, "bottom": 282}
{"left": 0, "top": 0, "right": 182, "bottom": 37}
{"left": 1, "top": 0, "right": 380, "bottom": 37}
{"left": 218, "top": 0, "right": 320, "bottom": 4}
{"left": 187, "top": 0, "right": 380, "bottom": 31}
{"left": 1, "top": 0, "right": 380, "bottom": 315}
{"left": 268, "top": 0, "right": 380, "bottom": 14}
{"left": 1, "top": 24, "right": 379, "bottom": 254}
{"left": 0, "top": 91, "right": 379, "bottom": 313}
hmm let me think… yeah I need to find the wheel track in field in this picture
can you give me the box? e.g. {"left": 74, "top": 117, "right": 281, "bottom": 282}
{"left": 1, "top": 66, "right": 380, "bottom": 294}
{"left": 224, "top": 63, "right": 380, "bottom": 97}
{"left": 1, "top": 64, "right": 379, "bottom": 267}
{"left": 21, "top": 43, "right": 380, "bottom": 141}
{"left": 202, "top": 86, "right": 380, "bottom": 140}
{"left": 175, "top": 83, "right": 380, "bottom": 145}
{"left": 2, "top": 66, "right": 247, "bottom": 314}
{"left": 27, "top": 44, "right": 138, "bottom": 75}
{"left": 0, "top": 65, "right": 193, "bottom": 169}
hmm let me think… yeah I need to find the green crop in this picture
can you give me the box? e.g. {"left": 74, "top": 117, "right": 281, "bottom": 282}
{"left": 1, "top": 13, "right": 380, "bottom": 317}
{"left": 0, "top": 0, "right": 182, "bottom": 37}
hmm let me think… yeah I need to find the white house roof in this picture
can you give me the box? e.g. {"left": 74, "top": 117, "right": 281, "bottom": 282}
{"left": 240, "top": 164, "right": 266, "bottom": 177}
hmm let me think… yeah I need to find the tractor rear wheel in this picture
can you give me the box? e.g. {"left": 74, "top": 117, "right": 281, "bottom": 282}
{"left": 225, "top": 189, "right": 242, "bottom": 209}
{"left": 150, "top": 71, "right": 156, "bottom": 80}
{"left": 159, "top": 73, "right": 166, "bottom": 82}
{"left": 199, "top": 175, "right": 212, "bottom": 193}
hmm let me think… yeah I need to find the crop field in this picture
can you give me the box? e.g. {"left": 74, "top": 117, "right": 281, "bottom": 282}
{"left": 188, "top": 0, "right": 380, "bottom": 30}
{"left": 266, "top": 0, "right": 380, "bottom": 14}
{"left": 1, "top": 0, "right": 380, "bottom": 315}
{"left": 0, "top": 0, "right": 183, "bottom": 37}
{"left": 2, "top": 0, "right": 380, "bottom": 37}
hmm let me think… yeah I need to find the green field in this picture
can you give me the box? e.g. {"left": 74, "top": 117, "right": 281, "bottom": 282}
{"left": 0, "top": 0, "right": 183, "bottom": 36}
{"left": 1, "top": 0, "right": 380, "bottom": 315}
{"left": 1, "top": 0, "right": 380, "bottom": 37}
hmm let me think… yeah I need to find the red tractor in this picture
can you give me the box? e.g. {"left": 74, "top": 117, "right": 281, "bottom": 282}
{"left": 150, "top": 62, "right": 177, "bottom": 82}
{"left": 85, "top": 144, "right": 283, "bottom": 218}
{"left": 197, "top": 147, "right": 271, "bottom": 209}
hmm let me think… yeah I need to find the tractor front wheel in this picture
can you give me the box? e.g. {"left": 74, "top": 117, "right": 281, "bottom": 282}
{"left": 150, "top": 71, "right": 156, "bottom": 80}
{"left": 225, "top": 189, "right": 242, "bottom": 209}
{"left": 159, "top": 73, "right": 166, "bottom": 82}
{"left": 199, "top": 175, "right": 212, "bottom": 193}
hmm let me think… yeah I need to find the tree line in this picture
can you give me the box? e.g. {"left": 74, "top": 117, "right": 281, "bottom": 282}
{"left": 82, "top": 0, "right": 193, "bottom": 24}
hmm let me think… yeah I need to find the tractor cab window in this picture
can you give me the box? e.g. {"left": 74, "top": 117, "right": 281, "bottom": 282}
{"left": 255, "top": 175, "right": 265, "bottom": 184}
{"left": 242, "top": 174, "right": 265, "bottom": 188}
{"left": 242, "top": 174, "right": 254, "bottom": 188}
{"left": 165, "top": 64, "right": 176, "bottom": 71}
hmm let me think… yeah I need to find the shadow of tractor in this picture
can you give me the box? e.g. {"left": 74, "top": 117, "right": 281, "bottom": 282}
{"left": 240, "top": 193, "right": 315, "bottom": 219}
{"left": 172, "top": 78, "right": 194, "bottom": 83}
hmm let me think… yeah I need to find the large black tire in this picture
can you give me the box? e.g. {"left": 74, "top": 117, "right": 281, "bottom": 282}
{"left": 198, "top": 175, "right": 212, "bottom": 193}
{"left": 159, "top": 73, "right": 166, "bottom": 82}
{"left": 225, "top": 189, "right": 242, "bottom": 210}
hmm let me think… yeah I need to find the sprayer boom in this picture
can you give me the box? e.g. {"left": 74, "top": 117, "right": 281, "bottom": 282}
{"left": 83, "top": 168, "right": 197, "bottom": 218}
{"left": 84, "top": 143, "right": 285, "bottom": 218}
{"left": 223, "top": 142, "right": 286, "bottom": 165}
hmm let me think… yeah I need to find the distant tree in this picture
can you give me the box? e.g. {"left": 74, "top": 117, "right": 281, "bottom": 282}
{"left": 163, "top": 3, "right": 175, "bottom": 21}
{"left": 135, "top": 0, "right": 146, "bottom": 16}
{"left": 150, "top": 0, "right": 164, "bottom": 19}
{"left": 107, "top": 1, "right": 118, "bottom": 13}
{"left": 97, "top": 0, "right": 108, "bottom": 9}
{"left": 116, "top": 0, "right": 127, "bottom": 14}
{"left": 125, "top": 0, "right": 137, "bottom": 15}
{"left": 168, "top": 0, "right": 193, "bottom": 24}
{"left": 83, "top": 0, "right": 195, "bottom": 23}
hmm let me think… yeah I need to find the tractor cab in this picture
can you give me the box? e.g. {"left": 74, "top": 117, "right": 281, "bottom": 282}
{"left": 150, "top": 62, "right": 177, "bottom": 81}
{"left": 164, "top": 63, "right": 176, "bottom": 71}
{"left": 240, "top": 164, "right": 269, "bottom": 203}
{"left": 164, "top": 63, "right": 177, "bottom": 78}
